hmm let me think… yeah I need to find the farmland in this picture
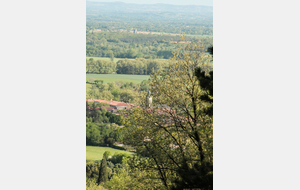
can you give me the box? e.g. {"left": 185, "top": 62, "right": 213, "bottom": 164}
{"left": 86, "top": 56, "right": 124, "bottom": 63}
{"left": 86, "top": 146, "right": 134, "bottom": 161}
{"left": 86, "top": 74, "right": 150, "bottom": 84}
{"left": 86, "top": 56, "right": 168, "bottom": 63}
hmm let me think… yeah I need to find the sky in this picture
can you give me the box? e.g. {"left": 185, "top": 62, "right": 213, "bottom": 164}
{"left": 87, "top": 0, "right": 213, "bottom": 6}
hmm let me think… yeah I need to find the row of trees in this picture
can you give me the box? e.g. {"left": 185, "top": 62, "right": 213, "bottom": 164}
{"left": 116, "top": 58, "right": 170, "bottom": 75}
{"left": 86, "top": 58, "right": 171, "bottom": 75}
{"left": 86, "top": 59, "right": 116, "bottom": 74}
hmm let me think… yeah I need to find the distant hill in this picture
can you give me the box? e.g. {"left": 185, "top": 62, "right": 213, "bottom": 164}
{"left": 86, "top": 1, "right": 213, "bottom": 24}
{"left": 86, "top": 1, "right": 212, "bottom": 14}
{"left": 86, "top": 1, "right": 213, "bottom": 38}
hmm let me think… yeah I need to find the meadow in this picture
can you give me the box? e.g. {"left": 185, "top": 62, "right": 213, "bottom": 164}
{"left": 86, "top": 146, "right": 134, "bottom": 161}
{"left": 86, "top": 74, "right": 150, "bottom": 84}
{"left": 86, "top": 56, "right": 168, "bottom": 63}
{"left": 86, "top": 56, "right": 124, "bottom": 63}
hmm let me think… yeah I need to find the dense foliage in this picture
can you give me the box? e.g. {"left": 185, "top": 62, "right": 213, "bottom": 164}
{"left": 86, "top": 152, "right": 132, "bottom": 187}
{"left": 86, "top": 59, "right": 116, "bottom": 74}
{"left": 86, "top": 58, "right": 171, "bottom": 75}
{"left": 98, "top": 156, "right": 108, "bottom": 184}
{"left": 86, "top": 102, "right": 124, "bottom": 146}
{"left": 87, "top": 79, "right": 149, "bottom": 102}
{"left": 86, "top": 31, "right": 213, "bottom": 59}
{"left": 87, "top": 28, "right": 213, "bottom": 56}
{"left": 118, "top": 40, "right": 213, "bottom": 189}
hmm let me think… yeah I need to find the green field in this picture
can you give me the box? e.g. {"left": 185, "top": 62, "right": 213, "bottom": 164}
{"left": 86, "top": 74, "right": 150, "bottom": 84}
{"left": 86, "top": 146, "right": 134, "bottom": 161}
{"left": 86, "top": 56, "right": 124, "bottom": 63}
{"left": 86, "top": 56, "right": 168, "bottom": 63}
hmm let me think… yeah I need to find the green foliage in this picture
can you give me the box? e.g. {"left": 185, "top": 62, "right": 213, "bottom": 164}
{"left": 195, "top": 67, "right": 213, "bottom": 117}
{"left": 107, "top": 161, "right": 114, "bottom": 169}
{"left": 86, "top": 4, "right": 213, "bottom": 186}
{"left": 103, "top": 151, "right": 112, "bottom": 159}
{"left": 87, "top": 106, "right": 123, "bottom": 125}
{"left": 86, "top": 122, "right": 119, "bottom": 146}
{"left": 172, "top": 161, "right": 213, "bottom": 190}
{"left": 116, "top": 58, "right": 170, "bottom": 75}
{"left": 86, "top": 59, "right": 117, "bottom": 74}
{"left": 139, "top": 80, "right": 150, "bottom": 92}
{"left": 87, "top": 58, "right": 171, "bottom": 75}
{"left": 98, "top": 156, "right": 108, "bottom": 184}
{"left": 86, "top": 178, "right": 107, "bottom": 190}
{"left": 86, "top": 25, "right": 212, "bottom": 59}
{"left": 111, "top": 88, "right": 120, "bottom": 101}
{"left": 123, "top": 38, "right": 213, "bottom": 189}
{"left": 86, "top": 162, "right": 100, "bottom": 180}
{"left": 119, "top": 89, "right": 135, "bottom": 103}
{"left": 104, "top": 157, "right": 166, "bottom": 189}
{"left": 86, "top": 123, "right": 101, "bottom": 146}
{"left": 110, "top": 152, "right": 131, "bottom": 165}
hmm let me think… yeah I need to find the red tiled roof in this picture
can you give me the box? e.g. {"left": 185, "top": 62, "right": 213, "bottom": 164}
{"left": 86, "top": 99, "right": 132, "bottom": 107}
{"left": 116, "top": 103, "right": 128, "bottom": 106}
{"left": 101, "top": 106, "right": 114, "bottom": 111}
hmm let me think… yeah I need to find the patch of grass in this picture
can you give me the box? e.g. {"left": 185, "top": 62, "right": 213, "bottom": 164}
{"left": 86, "top": 56, "right": 123, "bottom": 63}
{"left": 86, "top": 146, "right": 134, "bottom": 161}
{"left": 86, "top": 74, "right": 150, "bottom": 84}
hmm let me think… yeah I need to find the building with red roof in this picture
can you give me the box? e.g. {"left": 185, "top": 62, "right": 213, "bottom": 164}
{"left": 86, "top": 99, "right": 134, "bottom": 111}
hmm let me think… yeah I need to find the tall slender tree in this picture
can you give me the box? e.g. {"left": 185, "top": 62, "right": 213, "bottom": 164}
{"left": 97, "top": 156, "right": 108, "bottom": 184}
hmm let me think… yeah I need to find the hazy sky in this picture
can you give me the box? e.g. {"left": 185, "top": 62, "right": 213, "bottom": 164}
{"left": 87, "top": 0, "right": 213, "bottom": 6}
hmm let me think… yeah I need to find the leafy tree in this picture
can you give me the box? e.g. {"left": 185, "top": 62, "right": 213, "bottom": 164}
{"left": 103, "top": 151, "right": 112, "bottom": 159}
{"left": 120, "top": 89, "right": 135, "bottom": 103}
{"left": 111, "top": 88, "right": 121, "bottom": 101}
{"left": 123, "top": 38, "right": 213, "bottom": 189}
{"left": 86, "top": 122, "right": 101, "bottom": 145}
{"left": 108, "top": 82, "right": 119, "bottom": 91}
{"left": 110, "top": 152, "right": 131, "bottom": 165}
{"left": 195, "top": 46, "right": 213, "bottom": 117}
{"left": 104, "top": 163, "right": 165, "bottom": 190}
{"left": 105, "top": 137, "right": 115, "bottom": 146}
{"left": 110, "top": 52, "right": 114, "bottom": 61}
{"left": 99, "top": 91, "right": 114, "bottom": 100}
